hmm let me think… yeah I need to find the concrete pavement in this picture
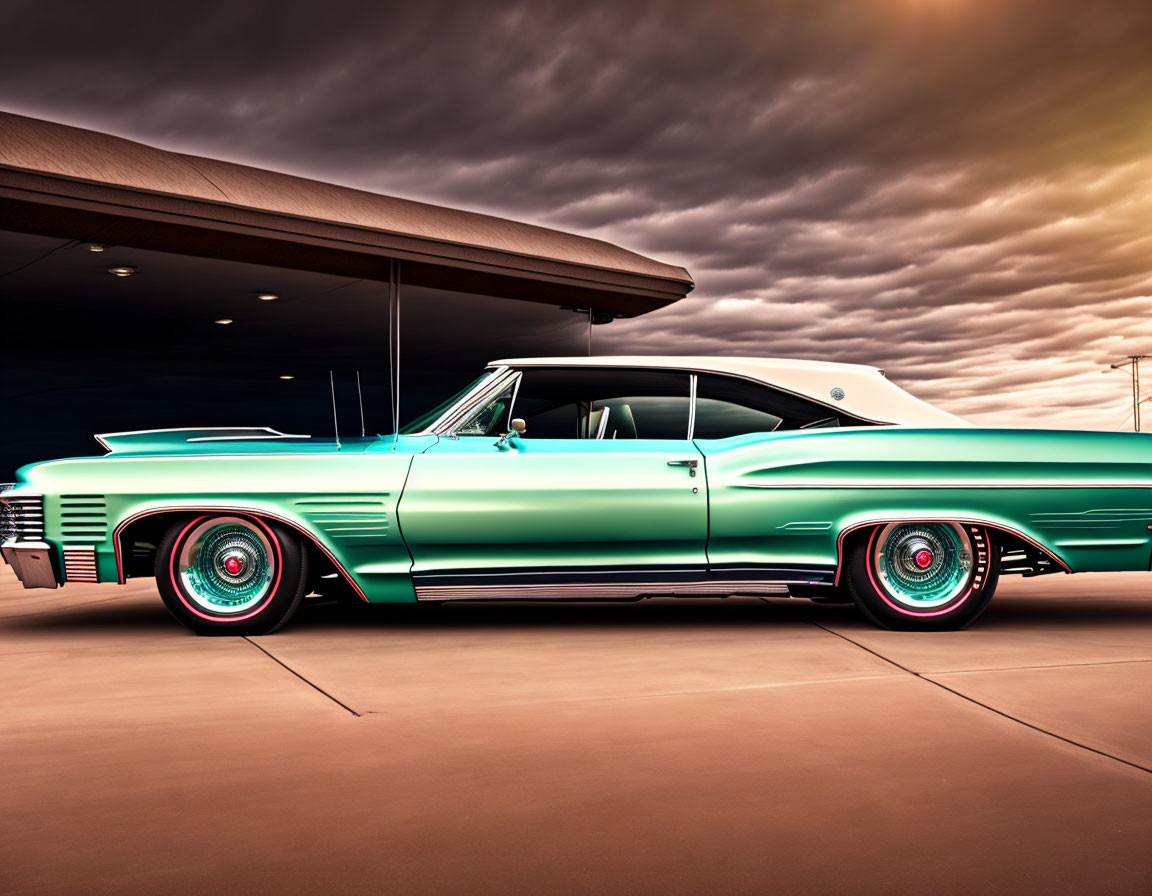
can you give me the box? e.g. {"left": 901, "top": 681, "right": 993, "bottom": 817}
{"left": 2, "top": 565, "right": 1150, "bottom": 894}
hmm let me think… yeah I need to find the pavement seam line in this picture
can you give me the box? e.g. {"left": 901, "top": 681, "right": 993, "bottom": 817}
{"left": 930, "top": 657, "right": 1152, "bottom": 676}
{"left": 787, "top": 608, "right": 1152, "bottom": 776}
{"left": 242, "top": 637, "right": 361, "bottom": 717}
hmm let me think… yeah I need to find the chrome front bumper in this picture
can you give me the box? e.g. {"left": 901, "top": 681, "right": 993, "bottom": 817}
{"left": 1, "top": 491, "right": 60, "bottom": 588}
{"left": 1, "top": 541, "right": 59, "bottom": 589}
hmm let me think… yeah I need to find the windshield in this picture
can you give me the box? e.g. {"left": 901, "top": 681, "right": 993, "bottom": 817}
{"left": 398, "top": 371, "right": 496, "bottom": 434}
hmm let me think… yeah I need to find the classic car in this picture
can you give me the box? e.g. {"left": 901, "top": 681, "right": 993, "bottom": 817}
{"left": 2, "top": 356, "right": 1149, "bottom": 634}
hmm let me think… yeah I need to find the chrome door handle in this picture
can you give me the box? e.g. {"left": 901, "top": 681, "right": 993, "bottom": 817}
{"left": 668, "top": 459, "right": 698, "bottom": 477}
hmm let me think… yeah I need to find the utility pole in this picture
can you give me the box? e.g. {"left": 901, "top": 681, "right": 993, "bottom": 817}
{"left": 1108, "top": 355, "right": 1149, "bottom": 432}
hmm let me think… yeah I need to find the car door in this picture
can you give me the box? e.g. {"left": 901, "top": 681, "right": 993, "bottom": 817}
{"left": 398, "top": 367, "right": 707, "bottom": 598}
{"left": 691, "top": 372, "right": 862, "bottom": 584}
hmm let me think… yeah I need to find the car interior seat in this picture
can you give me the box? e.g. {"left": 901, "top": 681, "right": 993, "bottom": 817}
{"left": 593, "top": 401, "right": 637, "bottom": 439}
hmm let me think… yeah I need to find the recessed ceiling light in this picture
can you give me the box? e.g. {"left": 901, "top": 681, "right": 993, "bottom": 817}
{"left": 89, "top": 244, "right": 108, "bottom": 253}
{"left": 214, "top": 318, "right": 233, "bottom": 325}
{"left": 257, "top": 293, "right": 280, "bottom": 301}
{"left": 279, "top": 375, "right": 295, "bottom": 380}
{"left": 107, "top": 266, "right": 136, "bottom": 277}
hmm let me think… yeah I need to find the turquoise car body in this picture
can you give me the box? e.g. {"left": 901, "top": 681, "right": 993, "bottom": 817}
{"left": 4, "top": 415, "right": 1150, "bottom": 603}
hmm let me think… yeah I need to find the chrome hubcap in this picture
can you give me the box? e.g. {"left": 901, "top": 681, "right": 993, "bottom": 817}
{"left": 874, "top": 522, "right": 972, "bottom": 609}
{"left": 177, "top": 517, "right": 274, "bottom": 614}
{"left": 222, "top": 551, "right": 246, "bottom": 576}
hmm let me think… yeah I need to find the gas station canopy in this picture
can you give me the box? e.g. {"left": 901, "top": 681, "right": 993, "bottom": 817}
{"left": 0, "top": 111, "right": 693, "bottom": 316}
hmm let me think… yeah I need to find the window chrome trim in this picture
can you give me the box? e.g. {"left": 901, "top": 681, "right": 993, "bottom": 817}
{"left": 690, "top": 370, "right": 877, "bottom": 429}
{"left": 448, "top": 370, "right": 520, "bottom": 436}
{"left": 687, "top": 374, "right": 698, "bottom": 439}
{"left": 413, "top": 367, "right": 513, "bottom": 435}
{"left": 434, "top": 368, "right": 520, "bottom": 436}
{"left": 444, "top": 364, "right": 872, "bottom": 441}
{"left": 561, "top": 365, "right": 882, "bottom": 426}
{"left": 489, "top": 364, "right": 875, "bottom": 439}
{"left": 506, "top": 371, "right": 523, "bottom": 432}
{"left": 488, "top": 364, "right": 697, "bottom": 441}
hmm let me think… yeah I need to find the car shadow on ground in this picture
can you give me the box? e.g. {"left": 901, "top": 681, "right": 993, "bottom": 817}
{"left": 2, "top": 595, "right": 795, "bottom": 635}
{"left": 770, "top": 595, "right": 1152, "bottom": 630}
{"left": 3, "top": 591, "right": 1151, "bottom": 636}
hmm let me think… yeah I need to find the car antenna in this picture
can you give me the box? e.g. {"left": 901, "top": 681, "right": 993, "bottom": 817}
{"left": 356, "top": 370, "right": 366, "bottom": 437}
{"left": 329, "top": 370, "right": 341, "bottom": 451}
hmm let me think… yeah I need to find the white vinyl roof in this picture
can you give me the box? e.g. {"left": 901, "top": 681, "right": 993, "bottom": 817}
{"left": 488, "top": 356, "right": 968, "bottom": 427}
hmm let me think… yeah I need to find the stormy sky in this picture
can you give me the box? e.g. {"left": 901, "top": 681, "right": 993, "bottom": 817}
{"left": 3, "top": 0, "right": 1150, "bottom": 429}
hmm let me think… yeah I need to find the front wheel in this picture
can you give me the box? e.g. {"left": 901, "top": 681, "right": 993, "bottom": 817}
{"left": 156, "top": 514, "right": 308, "bottom": 635}
{"left": 844, "top": 522, "right": 999, "bottom": 631}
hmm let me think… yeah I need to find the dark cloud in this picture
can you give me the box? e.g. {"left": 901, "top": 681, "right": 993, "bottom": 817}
{"left": 3, "top": 0, "right": 1150, "bottom": 428}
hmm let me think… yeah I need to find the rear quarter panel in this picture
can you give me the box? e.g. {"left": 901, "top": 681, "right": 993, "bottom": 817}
{"left": 698, "top": 428, "right": 1152, "bottom": 574}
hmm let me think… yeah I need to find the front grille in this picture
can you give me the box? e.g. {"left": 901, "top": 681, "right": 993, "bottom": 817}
{"left": 59, "top": 495, "right": 108, "bottom": 543}
{"left": 0, "top": 494, "right": 45, "bottom": 542}
{"left": 62, "top": 547, "right": 99, "bottom": 582}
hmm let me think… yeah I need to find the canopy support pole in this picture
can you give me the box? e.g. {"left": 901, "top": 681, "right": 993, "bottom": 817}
{"left": 389, "top": 259, "right": 401, "bottom": 451}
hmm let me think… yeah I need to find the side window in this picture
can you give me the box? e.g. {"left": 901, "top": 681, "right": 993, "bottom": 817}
{"left": 693, "top": 374, "right": 862, "bottom": 438}
{"left": 511, "top": 368, "right": 691, "bottom": 440}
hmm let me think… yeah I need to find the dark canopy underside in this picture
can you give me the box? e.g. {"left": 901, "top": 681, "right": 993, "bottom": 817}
{"left": 0, "top": 111, "right": 693, "bottom": 316}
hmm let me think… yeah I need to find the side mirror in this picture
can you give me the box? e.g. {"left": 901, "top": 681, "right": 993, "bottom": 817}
{"left": 494, "top": 418, "right": 527, "bottom": 451}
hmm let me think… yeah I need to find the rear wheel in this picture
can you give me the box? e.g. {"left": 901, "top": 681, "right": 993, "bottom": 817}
{"left": 156, "top": 514, "right": 308, "bottom": 635}
{"left": 844, "top": 522, "right": 999, "bottom": 630}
